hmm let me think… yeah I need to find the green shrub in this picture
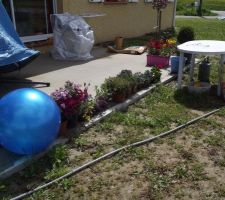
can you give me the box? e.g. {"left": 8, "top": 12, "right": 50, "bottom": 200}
{"left": 177, "top": 26, "right": 195, "bottom": 44}
{"left": 103, "top": 76, "right": 131, "bottom": 96}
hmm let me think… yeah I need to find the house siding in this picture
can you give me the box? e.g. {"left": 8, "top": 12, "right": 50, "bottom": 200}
{"left": 61, "top": 0, "right": 174, "bottom": 44}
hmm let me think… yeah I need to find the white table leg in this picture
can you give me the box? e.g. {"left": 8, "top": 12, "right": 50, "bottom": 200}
{"left": 177, "top": 52, "right": 184, "bottom": 89}
{"left": 189, "top": 54, "right": 195, "bottom": 84}
{"left": 218, "top": 54, "right": 225, "bottom": 96}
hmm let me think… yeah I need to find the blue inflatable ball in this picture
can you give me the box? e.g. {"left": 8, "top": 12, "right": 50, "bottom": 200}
{"left": 0, "top": 88, "right": 61, "bottom": 155}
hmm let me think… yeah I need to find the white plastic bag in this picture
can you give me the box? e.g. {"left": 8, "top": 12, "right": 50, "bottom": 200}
{"left": 51, "top": 13, "right": 94, "bottom": 61}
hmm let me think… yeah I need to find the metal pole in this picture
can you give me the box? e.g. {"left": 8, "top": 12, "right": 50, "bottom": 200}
{"left": 10, "top": 0, "right": 16, "bottom": 30}
{"left": 172, "top": 0, "right": 177, "bottom": 27}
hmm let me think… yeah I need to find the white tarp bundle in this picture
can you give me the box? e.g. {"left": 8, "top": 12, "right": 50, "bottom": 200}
{"left": 51, "top": 13, "right": 94, "bottom": 61}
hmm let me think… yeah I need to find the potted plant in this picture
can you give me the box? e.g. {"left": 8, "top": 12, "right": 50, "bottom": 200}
{"left": 151, "top": 66, "right": 162, "bottom": 83}
{"left": 117, "top": 70, "right": 137, "bottom": 96}
{"left": 133, "top": 72, "right": 146, "bottom": 90}
{"left": 94, "top": 86, "right": 109, "bottom": 113}
{"left": 78, "top": 98, "right": 95, "bottom": 122}
{"left": 147, "top": 38, "right": 176, "bottom": 68}
{"left": 133, "top": 70, "right": 153, "bottom": 90}
{"left": 51, "top": 81, "right": 90, "bottom": 135}
{"left": 103, "top": 76, "right": 130, "bottom": 103}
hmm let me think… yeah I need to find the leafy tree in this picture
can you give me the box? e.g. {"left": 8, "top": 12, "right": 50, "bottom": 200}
{"left": 152, "top": 0, "right": 168, "bottom": 35}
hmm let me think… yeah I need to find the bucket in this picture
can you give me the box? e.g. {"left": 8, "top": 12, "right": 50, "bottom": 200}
{"left": 115, "top": 37, "right": 124, "bottom": 50}
{"left": 198, "top": 58, "right": 211, "bottom": 82}
{"left": 170, "top": 56, "right": 179, "bottom": 73}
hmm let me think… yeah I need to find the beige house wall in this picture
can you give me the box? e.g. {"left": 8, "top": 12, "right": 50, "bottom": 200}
{"left": 61, "top": 1, "right": 174, "bottom": 44}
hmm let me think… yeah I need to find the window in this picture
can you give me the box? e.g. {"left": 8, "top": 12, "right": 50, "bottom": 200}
{"left": 89, "top": 0, "right": 139, "bottom": 3}
{"left": 104, "top": 0, "right": 128, "bottom": 3}
{"left": 2, "top": 0, "right": 57, "bottom": 42}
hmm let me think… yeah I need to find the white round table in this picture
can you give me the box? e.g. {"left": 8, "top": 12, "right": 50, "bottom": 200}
{"left": 177, "top": 40, "right": 225, "bottom": 96}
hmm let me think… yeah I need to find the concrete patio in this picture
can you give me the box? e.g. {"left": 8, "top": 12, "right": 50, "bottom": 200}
{"left": 1, "top": 46, "right": 172, "bottom": 96}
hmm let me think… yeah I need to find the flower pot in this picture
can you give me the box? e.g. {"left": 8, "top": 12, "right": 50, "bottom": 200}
{"left": 68, "top": 115, "right": 78, "bottom": 129}
{"left": 59, "top": 120, "right": 68, "bottom": 137}
{"left": 132, "top": 85, "right": 138, "bottom": 94}
{"left": 147, "top": 55, "right": 169, "bottom": 69}
{"left": 113, "top": 92, "right": 126, "bottom": 103}
{"left": 115, "top": 37, "right": 124, "bottom": 50}
{"left": 126, "top": 87, "right": 132, "bottom": 97}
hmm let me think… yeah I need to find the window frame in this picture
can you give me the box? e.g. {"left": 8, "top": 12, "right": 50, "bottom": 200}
{"left": 5, "top": 0, "right": 57, "bottom": 43}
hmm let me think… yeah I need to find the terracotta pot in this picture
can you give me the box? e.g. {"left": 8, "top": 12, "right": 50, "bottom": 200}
{"left": 132, "top": 85, "right": 138, "bottom": 94}
{"left": 68, "top": 115, "right": 78, "bottom": 129}
{"left": 113, "top": 92, "right": 126, "bottom": 103}
{"left": 126, "top": 87, "right": 132, "bottom": 97}
{"left": 59, "top": 120, "right": 68, "bottom": 137}
{"left": 115, "top": 37, "right": 124, "bottom": 50}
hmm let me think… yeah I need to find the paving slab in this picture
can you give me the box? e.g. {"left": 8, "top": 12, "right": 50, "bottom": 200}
{"left": 1, "top": 47, "right": 171, "bottom": 96}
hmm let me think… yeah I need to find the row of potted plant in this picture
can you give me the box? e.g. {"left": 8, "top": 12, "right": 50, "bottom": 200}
{"left": 102, "top": 67, "right": 161, "bottom": 103}
{"left": 51, "top": 67, "right": 161, "bottom": 137}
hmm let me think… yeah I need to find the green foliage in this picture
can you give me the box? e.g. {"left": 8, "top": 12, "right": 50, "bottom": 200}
{"left": 190, "top": 163, "right": 207, "bottom": 181}
{"left": 204, "top": 133, "right": 225, "bottom": 148}
{"left": 90, "top": 145, "right": 105, "bottom": 159}
{"left": 151, "top": 66, "right": 162, "bottom": 83}
{"left": 117, "top": 70, "right": 137, "bottom": 87}
{"left": 177, "top": 26, "right": 195, "bottom": 44}
{"left": 48, "top": 145, "right": 69, "bottom": 167}
{"left": 79, "top": 98, "right": 95, "bottom": 121}
{"left": 122, "top": 28, "right": 175, "bottom": 48}
{"left": 177, "top": 3, "right": 216, "bottom": 16}
{"left": 176, "top": 19, "right": 225, "bottom": 41}
{"left": 133, "top": 71, "right": 152, "bottom": 88}
{"left": 175, "top": 165, "right": 189, "bottom": 179}
{"left": 103, "top": 76, "right": 131, "bottom": 95}
{"left": 177, "top": 0, "right": 225, "bottom": 12}
{"left": 44, "top": 165, "right": 69, "bottom": 180}
{"left": 0, "top": 183, "right": 6, "bottom": 192}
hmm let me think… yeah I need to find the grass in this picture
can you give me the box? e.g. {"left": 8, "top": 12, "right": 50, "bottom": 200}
{"left": 1, "top": 18, "right": 225, "bottom": 200}
{"left": 177, "top": 0, "right": 225, "bottom": 12}
{"left": 122, "top": 18, "right": 225, "bottom": 48}
{"left": 177, "top": 6, "right": 216, "bottom": 16}
{"left": 1, "top": 82, "right": 224, "bottom": 199}
{"left": 176, "top": 18, "right": 225, "bottom": 41}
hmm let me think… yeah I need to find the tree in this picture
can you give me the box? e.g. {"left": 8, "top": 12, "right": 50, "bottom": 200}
{"left": 197, "top": 0, "right": 203, "bottom": 16}
{"left": 152, "top": 0, "right": 168, "bottom": 36}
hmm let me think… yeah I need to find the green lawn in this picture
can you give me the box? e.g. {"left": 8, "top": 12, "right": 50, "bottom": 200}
{"left": 1, "top": 84, "right": 224, "bottom": 200}
{"left": 176, "top": 18, "right": 225, "bottom": 41}
{"left": 177, "top": 0, "right": 225, "bottom": 11}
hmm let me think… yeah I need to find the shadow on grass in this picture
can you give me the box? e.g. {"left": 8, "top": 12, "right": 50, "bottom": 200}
{"left": 174, "top": 87, "right": 224, "bottom": 111}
